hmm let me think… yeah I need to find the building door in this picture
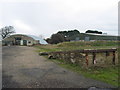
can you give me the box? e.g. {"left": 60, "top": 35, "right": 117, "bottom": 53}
{"left": 23, "top": 40, "right": 27, "bottom": 46}
{"left": 15, "top": 37, "right": 21, "bottom": 45}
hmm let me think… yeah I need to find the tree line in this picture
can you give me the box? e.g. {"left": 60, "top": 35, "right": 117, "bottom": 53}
{"left": 46, "top": 29, "right": 80, "bottom": 44}
{"left": 0, "top": 26, "right": 103, "bottom": 44}
{"left": 85, "top": 30, "right": 102, "bottom": 34}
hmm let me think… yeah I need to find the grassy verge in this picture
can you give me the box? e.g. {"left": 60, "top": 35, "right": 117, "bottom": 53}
{"left": 51, "top": 58, "right": 119, "bottom": 87}
{"left": 35, "top": 41, "right": 119, "bottom": 87}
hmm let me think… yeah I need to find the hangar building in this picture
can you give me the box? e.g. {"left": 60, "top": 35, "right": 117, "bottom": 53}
{"left": 2, "top": 34, "right": 48, "bottom": 46}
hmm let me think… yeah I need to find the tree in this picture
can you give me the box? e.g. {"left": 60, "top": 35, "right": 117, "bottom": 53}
{"left": 45, "top": 38, "right": 52, "bottom": 44}
{"left": 85, "top": 30, "right": 102, "bottom": 34}
{"left": 46, "top": 29, "right": 80, "bottom": 44}
{"left": 57, "top": 29, "right": 80, "bottom": 41}
{"left": 0, "top": 26, "right": 15, "bottom": 39}
{"left": 50, "top": 33, "right": 65, "bottom": 44}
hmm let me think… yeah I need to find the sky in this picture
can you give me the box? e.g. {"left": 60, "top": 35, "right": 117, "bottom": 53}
{"left": 0, "top": 0, "right": 119, "bottom": 38}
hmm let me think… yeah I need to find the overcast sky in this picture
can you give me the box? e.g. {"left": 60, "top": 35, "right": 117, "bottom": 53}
{"left": 0, "top": 0, "right": 119, "bottom": 38}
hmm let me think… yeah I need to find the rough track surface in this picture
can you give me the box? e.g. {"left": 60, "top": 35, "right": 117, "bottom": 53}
{"left": 2, "top": 46, "right": 115, "bottom": 88}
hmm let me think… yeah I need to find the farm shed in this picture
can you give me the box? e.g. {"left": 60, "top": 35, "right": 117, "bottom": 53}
{"left": 2, "top": 34, "right": 48, "bottom": 46}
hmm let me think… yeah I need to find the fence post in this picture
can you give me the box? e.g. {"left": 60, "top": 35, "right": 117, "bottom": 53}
{"left": 112, "top": 51, "right": 115, "bottom": 65}
{"left": 93, "top": 52, "right": 96, "bottom": 64}
{"left": 85, "top": 53, "right": 88, "bottom": 66}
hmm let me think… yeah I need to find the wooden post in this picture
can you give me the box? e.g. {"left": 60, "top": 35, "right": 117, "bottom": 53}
{"left": 106, "top": 51, "right": 110, "bottom": 56}
{"left": 93, "top": 53, "right": 96, "bottom": 64}
{"left": 86, "top": 53, "right": 88, "bottom": 66}
{"left": 112, "top": 51, "right": 115, "bottom": 65}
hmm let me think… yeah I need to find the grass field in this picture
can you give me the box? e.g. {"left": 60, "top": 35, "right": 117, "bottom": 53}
{"left": 35, "top": 41, "right": 118, "bottom": 52}
{"left": 35, "top": 41, "right": 119, "bottom": 87}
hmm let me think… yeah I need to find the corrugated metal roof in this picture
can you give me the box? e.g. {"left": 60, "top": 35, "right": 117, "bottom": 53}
{"left": 27, "top": 35, "right": 48, "bottom": 44}
{"left": 8, "top": 34, "right": 48, "bottom": 44}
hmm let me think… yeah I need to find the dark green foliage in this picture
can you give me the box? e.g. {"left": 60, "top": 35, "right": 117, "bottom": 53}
{"left": 47, "top": 33, "right": 65, "bottom": 44}
{"left": 57, "top": 29, "right": 80, "bottom": 41}
{"left": 85, "top": 30, "right": 102, "bottom": 34}
{"left": 46, "top": 29, "right": 80, "bottom": 44}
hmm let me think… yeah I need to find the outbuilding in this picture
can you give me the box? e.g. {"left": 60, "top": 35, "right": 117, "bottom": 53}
{"left": 2, "top": 34, "right": 48, "bottom": 46}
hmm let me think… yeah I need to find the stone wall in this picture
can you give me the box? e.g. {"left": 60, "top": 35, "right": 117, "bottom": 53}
{"left": 48, "top": 49, "right": 118, "bottom": 67}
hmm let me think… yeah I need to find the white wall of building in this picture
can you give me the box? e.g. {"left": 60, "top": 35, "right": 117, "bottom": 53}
{"left": 27, "top": 40, "right": 33, "bottom": 46}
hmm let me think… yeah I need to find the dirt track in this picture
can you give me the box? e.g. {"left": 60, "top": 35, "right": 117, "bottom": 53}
{"left": 2, "top": 46, "right": 115, "bottom": 88}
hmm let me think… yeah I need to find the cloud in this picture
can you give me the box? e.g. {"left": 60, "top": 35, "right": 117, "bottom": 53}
{"left": 0, "top": 0, "right": 119, "bottom": 37}
{"left": 13, "top": 20, "right": 35, "bottom": 34}
{"left": 14, "top": 20, "right": 31, "bottom": 31}
{"left": 0, "top": 22, "right": 3, "bottom": 29}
